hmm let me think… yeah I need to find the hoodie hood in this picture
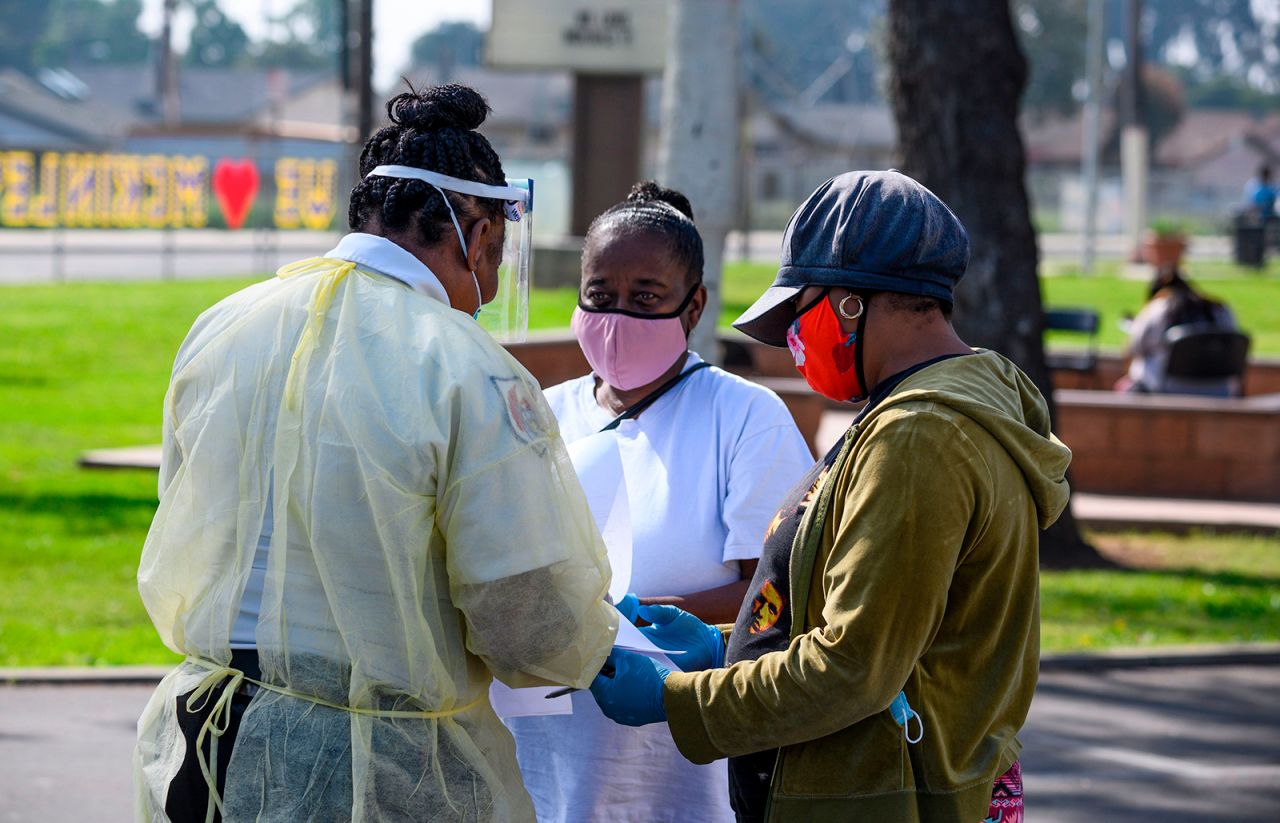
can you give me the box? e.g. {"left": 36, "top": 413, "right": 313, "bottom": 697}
{"left": 861, "top": 350, "right": 1072, "bottom": 528}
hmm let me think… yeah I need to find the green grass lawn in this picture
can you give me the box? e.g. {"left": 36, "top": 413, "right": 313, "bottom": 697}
{"left": 1042, "top": 531, "right": 1280, "bottom": 651}
{"left": 1, "top": 279, "right": 259, "bottom": 667}
{"left": 2, "top": 267, "right": 1279, "bottom": 666}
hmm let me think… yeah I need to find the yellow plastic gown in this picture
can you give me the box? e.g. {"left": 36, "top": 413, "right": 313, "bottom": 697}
{"left": 134, "top": 258, "right": 617, "bottom": 822}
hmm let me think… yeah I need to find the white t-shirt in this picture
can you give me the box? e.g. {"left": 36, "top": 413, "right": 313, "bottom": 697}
{"left": 506, "top": 353, "right": 813, "bottom": 823}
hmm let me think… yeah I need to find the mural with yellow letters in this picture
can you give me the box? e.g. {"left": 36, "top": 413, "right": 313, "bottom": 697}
{"left": 0, "top": 151, "right": 339, "bottom": 230}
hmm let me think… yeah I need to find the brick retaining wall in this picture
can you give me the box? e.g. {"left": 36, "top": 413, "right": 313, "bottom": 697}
{"left": 1054, "top": 390, "right": 1280, "bottom": 501}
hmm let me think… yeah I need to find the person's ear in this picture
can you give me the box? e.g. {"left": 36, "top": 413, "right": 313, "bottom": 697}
{"left": 683, "top": 283, "right": 707, "bottom": 336}
{"left": 464, "top": 216, "right": 493, "bottom": 273}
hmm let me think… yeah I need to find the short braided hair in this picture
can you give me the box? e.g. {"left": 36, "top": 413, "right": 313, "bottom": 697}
{"left": 584, "top": 181, "right": 704, "bottom": 288}
{"left": 882, "top": 291, "right": 952, "bottom": 319}
{"left": 348, "top": 83, "right": 506, "bottom": 245}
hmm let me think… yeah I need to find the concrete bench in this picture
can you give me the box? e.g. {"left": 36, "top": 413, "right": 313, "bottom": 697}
{"left": 79, "top": 446, "right": 162, "bottom": 470}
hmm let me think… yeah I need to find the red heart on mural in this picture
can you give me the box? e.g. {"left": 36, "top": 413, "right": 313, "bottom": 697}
{"left": 212, "top": 159, "right": 260, "bottom": 230}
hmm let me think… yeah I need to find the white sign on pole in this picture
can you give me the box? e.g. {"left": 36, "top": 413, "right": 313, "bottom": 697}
{"left": 487, "top": 0, "right": 669, "bottom": 74}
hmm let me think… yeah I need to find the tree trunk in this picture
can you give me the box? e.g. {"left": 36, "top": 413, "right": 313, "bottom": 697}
{"left": 659, "top": 0, "right": 740, "bottom": 364}
{"left": 886, "top": 0, "right": 1108, "bottom": 569}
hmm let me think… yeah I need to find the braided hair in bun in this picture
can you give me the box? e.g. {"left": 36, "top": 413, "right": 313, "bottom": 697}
{"left": 585, "top": 180, "right": 704, "bottom": 287}
{"left": 348, "top": 83, "right": 506, "bottom": 245}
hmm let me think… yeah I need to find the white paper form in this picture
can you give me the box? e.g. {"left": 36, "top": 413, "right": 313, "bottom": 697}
{"left": 489, "top": 682, "right": 573, "bottom": 717}
{"left": 490, "top": 606, "right": 682, "bottom": 720}
{"left": 566, "top": 431, "right": 632, "bottom": 601}
{"left": 612, "top": 607, "right": 681, "bottom": 664}
{"left": 491, "top": 434, "right": 629, "bottom": 721}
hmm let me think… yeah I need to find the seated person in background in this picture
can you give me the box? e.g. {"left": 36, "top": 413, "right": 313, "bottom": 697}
{"left": 504, "top": 181, "right": 813, "bottom": 823}
{"left": 1118, "top": 266, "right": 1238, "bottom": 394}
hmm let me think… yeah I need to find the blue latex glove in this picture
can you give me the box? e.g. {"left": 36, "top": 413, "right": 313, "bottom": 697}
{"left": 589, "top": 650, "right": 670, "bottom": 726}
{"left": 636, "top": 604, "right": 725, "bottom": 672}
{"left": 615, "top": 592, "right": 641, "bottom": 624}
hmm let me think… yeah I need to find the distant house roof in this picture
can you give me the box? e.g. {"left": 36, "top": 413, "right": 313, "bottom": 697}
{"left": 0, "top": 69, "right": 131, "bottom": 150}
{"left": 434, "top": 67, "right": 573, "bottom": 130}
{"left": 1185, "top": 136, "right": 1279, "bottom": 191}
{"left": 752, "top": 102, "right": 896, "bottom": 154}
{"left": 1023, "top": 107, "right": 1280, "bottom": 171}
{"left": 262, "top": 77, "right": 342, "bottom": 126}
{"left": 68, "top": 64, "right": 333, "bottom": 127}
{"left": 1153, "top": 109, "right": 1273, "bottom": 168}
{"left": 395, "top": 64, "right": 666, "bottom": 132}
{"left": 1022, "top": 112, "right": 1102, "bottom": 166}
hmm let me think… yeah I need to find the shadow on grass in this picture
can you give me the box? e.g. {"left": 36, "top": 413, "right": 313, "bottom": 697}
{"left": 0, "top": 374, "right": 51, "bottom": 387}
{"left": 1060, "top": 564, "right": 1280, "bottom": 588}
{"left": 0, "top": 492, "right": 158, "bottom": 534}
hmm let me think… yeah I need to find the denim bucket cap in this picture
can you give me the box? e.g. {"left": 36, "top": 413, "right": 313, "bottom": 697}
{"left": 733, "top": 170, "right": 970, "bottom": 346}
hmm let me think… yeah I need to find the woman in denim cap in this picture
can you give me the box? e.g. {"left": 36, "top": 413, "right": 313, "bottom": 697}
{"left": 590, "top": 171, "right": 1071, "bottom": 823}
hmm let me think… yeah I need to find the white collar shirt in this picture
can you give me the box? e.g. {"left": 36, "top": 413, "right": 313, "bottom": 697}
{"left": 324, "top": 232, "right": 451, "bottom": 306}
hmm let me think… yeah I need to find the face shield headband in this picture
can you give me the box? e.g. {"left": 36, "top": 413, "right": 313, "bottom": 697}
{"left": 365, "top": 164, "right": 534, "bottom": 343}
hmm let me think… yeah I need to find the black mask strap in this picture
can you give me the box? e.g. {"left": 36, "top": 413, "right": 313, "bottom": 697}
{"left": 577, "top": 281, "right": 701, "bottom": 319}
{"left": 853, "top": 298, "right": 870, "bottom": 402}
{"left": 794, "top": 287, "right": 831, "bottom": 320}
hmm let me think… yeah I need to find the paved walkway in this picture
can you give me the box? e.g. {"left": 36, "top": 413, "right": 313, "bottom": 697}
{"left": 0, "top": 682, "right": 143, "bottom": 822}
{"left": 2, "top": 662, "right": 1276, "bottom": 821}
{"left": 0, "top": 229, "right": 337, "bottom": 284}
{"left": 1071, "top": 492, "right": 1280, "bottom": 533}
{"left": 1021, "top": 664, "right": 1280, "bottom": 821}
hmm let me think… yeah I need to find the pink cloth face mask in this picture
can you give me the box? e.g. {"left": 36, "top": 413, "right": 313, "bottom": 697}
{"left": 571, "top": 285, "right": 697, "bottom": 391}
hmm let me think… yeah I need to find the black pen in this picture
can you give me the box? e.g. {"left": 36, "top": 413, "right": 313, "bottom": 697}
{"left": 544, "top": 662, "right": 615, "bottom": 699}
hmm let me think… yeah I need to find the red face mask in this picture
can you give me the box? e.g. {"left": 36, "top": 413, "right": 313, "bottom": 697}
{"left": 786, "top": 291, "right": 868, "bottom": 402}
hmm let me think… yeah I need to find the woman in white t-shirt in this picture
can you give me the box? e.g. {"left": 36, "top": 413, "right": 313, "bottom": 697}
{"left": 505, "top": 182, "right": 813, "bottom": 822}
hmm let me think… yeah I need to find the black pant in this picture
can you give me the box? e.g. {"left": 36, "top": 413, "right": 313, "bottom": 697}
{"left": 164, "top": 650, "right": 261, "bottom": 823}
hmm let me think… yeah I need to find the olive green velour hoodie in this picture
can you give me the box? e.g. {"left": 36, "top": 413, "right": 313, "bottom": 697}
{"left": 663, "top": 350, "right": 1072, "bottom": 822}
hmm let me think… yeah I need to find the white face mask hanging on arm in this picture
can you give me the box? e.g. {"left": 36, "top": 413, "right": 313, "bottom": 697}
{"left": 365, "top": 164, "right": 534, "bottom": 343}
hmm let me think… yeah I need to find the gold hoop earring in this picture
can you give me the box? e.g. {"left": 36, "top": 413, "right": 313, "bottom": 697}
{"left": 838, "top": 295, "right": 864, "bottom": 321}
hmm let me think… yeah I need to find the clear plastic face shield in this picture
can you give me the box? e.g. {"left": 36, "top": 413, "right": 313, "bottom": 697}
{"left": 366, "top": 165, "right": 534, "bottom": 342}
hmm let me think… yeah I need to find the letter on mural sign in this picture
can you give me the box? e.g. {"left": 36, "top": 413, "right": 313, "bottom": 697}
{"left": 274, "top": 158, "right": 338, "bottom": 231}
{"left": 0, "top": 151, "right": 335, "bottom": 230}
